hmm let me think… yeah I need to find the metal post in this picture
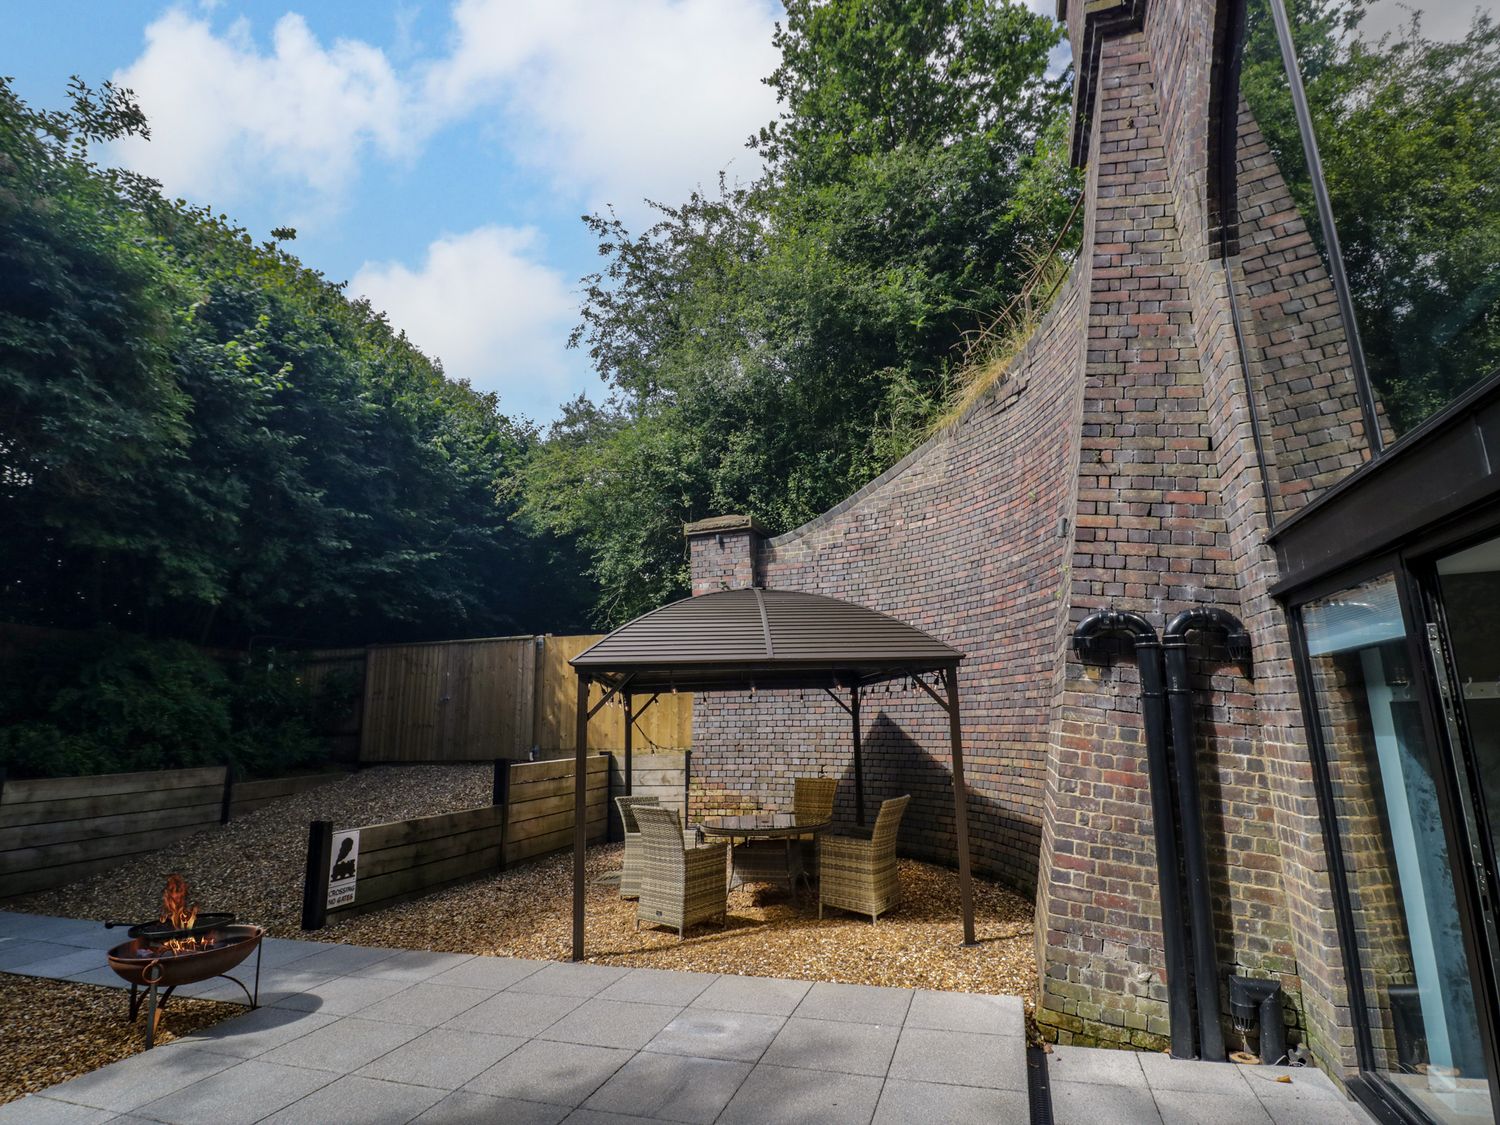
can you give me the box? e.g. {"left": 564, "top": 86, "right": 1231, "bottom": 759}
{"left": 851, "top": 682, "right": 866, "bottom": 827}
{"left": 300, "top": 820, "right": 333, "bottom": 931}
{"left": 220, "top": 762, "right": 236, "bottom": 824}
{"left": 572, "top": 673, "right": 589, "bottom": 961}
{"left": 493, "top": 758, "right": 511, "bottom": 871}
{"left": 624, "top": 693, "right": 634, "bottom": 798}
{"left": 945, "top": 666, "right": 977, "bottom": 945}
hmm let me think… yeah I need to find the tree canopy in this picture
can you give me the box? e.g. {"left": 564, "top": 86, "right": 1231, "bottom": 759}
{"left": 1241, "top": 0, "right": 1500, "bottom": 435}
{"left": 0, "top": 78, "right": 590, "bottom": 646}
{"left": 524, "top": 0, "right": 1079, "bottom": 625}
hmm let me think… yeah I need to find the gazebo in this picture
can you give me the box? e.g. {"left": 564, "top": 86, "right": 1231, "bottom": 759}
{"left": 565, "top": 586, "right": 976, "bottom": 960}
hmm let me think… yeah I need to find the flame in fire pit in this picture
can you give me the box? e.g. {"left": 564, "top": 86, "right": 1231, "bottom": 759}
{"left": 156, "top": 873, "right": 213, "bottom": 954}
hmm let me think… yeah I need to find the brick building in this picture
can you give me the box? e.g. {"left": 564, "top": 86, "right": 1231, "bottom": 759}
{"left": 680, "top": 1, "right": 1500, "bottom": 1122}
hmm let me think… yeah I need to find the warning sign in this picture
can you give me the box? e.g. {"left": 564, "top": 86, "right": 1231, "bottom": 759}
{"left": 328, "top": 829, "right": 359, "bottom": 908}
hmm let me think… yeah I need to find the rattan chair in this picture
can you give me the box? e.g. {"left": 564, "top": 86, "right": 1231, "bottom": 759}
{"left": 818, "top": 794, "right": 910, "bottom": 923}
{"left": 635, "top": 805, "right": 729, "bottom": 938}
{"left": 794, "top": 776, "right": 838, "bottom": 879}
{"left": 615, "top": 795, "right": 660, "bottom": 898}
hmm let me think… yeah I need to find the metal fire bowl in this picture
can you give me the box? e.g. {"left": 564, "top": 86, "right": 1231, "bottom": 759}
{"left": 107, "top": 924, "right": 264, "bottom": 988}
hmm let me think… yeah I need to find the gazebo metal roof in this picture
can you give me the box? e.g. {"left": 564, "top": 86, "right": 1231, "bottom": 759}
{"left": 569, "top": 588, "right": 962, "bottom": 691}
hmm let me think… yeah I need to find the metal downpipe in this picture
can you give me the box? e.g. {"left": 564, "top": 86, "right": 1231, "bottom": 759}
{"left": 1072, "top": 610, "right": 1196, "bottom": 1059}
{"left": 1162, "top": 607, "right": 1250, "bottom": 1064}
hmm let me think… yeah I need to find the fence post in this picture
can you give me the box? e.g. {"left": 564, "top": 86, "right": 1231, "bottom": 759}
{"left": 493, "top": 758, "right": 511, "bottom": 871}
{"left": 301, "top": 820, "right": 333, "bottom": 931}
{"left": 220, "top": 762, "right": 236, "bottom": 825}
{"left": 684, "top": 749, "right": 692, "bottom": 823}
{"left": 0, "top": 765, "right": 7, "bottom": 808}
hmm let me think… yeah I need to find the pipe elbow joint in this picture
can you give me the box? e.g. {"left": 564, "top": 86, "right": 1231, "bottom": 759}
{"left": 1073, "top": 608, "right": 1160, "bottom": 661}
{"left": 1165, "top": 607, "right": 1251, "bottom": 661}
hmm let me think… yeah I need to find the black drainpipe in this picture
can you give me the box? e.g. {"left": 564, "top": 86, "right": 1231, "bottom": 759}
{"left": 1162, "top": 607, "right": 1251, "bottom": 1063}
{"left": 1072, "top": 610, "right": 1196, "bottom": 1059}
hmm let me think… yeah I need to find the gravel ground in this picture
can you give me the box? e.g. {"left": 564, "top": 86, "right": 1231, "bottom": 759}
{"left": 11, "top": 765, "right": 491, "bottom": 930}
{"left": 11, "top": 765, "right": 1039, "bottom": 1034}
{"left": 0, "top": 974, "right": 240, "bottom": 1104}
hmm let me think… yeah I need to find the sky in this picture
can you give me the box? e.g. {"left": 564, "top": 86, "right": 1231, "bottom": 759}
{"left": 6, "top": 0, "right": 1063, "bottom": 424}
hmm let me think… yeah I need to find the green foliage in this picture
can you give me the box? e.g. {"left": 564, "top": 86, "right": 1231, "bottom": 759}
{"left": 1241, "top": 0, "right": 1500, "bottom": 434}
{"left": 0, "top": 634, "right": 340, "bottom": 778}
{"left": 0, "top": 77, "right": 593, "bottom": 646}
{"left": 529, "top": 0, "right": 1080, "bottom": 624}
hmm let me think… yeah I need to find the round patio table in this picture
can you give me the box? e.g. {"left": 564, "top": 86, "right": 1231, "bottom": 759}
{"left": 698, "top": 813, "right": 833, "bottom": 897}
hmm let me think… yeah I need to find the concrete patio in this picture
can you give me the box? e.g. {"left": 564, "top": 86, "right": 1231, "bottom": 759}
{"left": 0, "top": 911, "right": 1372, "bottom": 1123}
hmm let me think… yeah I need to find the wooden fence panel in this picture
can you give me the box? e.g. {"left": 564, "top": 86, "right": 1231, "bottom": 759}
{"left": 292, "top": 648, "right": 365, "bottom": 763}
{"left": 0, "top": 767, "right": 228, "bottom": 897}
{"left": 504, "top": 755, "right": 608, "bottom": 865}
{"left": 360, "top": 637, "right": 534, "bottom": 762}
{"left": 227, "top": 772, "right": 346, "bottom": 819}
{"left": 533, "top": 635, "right": 692, "bottom": 752}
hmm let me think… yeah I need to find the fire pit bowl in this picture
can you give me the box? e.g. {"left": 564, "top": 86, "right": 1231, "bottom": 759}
{"left": 107, "top": 923, "right": 264, "bottom": 989}
{"left": 105, "top": 922, "right": 264, "bottom": 1048}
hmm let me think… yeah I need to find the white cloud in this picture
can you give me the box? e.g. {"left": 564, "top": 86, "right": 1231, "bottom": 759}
{"left": 425, "top": 0, "right": 782, "bottom": 213}
{"left": 110, "top": 9, "right": 408, "bottom": 211}
{"left": 351, "top": 226, "right": 580, "bottom": 419}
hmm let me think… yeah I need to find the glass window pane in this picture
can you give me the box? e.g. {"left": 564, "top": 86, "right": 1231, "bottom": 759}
{"left": 1303, "top": 574, "right": 1492, "bottom": 1121}
{"left": 1242, "top": 0, "right": 1500, "bottom": 438}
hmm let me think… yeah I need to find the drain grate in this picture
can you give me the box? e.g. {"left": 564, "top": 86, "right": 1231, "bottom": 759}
{"left": 1027, "top": 1046, "right": 1054, "bottom": 1125}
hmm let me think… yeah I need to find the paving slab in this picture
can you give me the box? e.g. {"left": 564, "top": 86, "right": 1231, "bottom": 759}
{"left": 873, "top": 1077, "right": 1030, "bottom": 1124}
{"left": 8, "top": 948, "right": 111, "bottom": 978}
{"left": 642, "top": 1009, "right": 786, "bottom": 1063}
{"left": 1051, "top": 1077, "right": 1164, "bottom": 1125}
{"left": 1049, "top": 1043, "right": 1149, "bottom": 1087}
{"left": 538, "top": 998, "right": 683, "bottom": 1050}
{"left": 507, "top": 961, "right": 632, "bottom": 998}
{"left": 596, "top": 968, "right": 718, "bottom": 1007}
{"left": 283, "top": 944, "right": 399, "bottom": 978}
{"left": 791, "top": 981, "right": 911, "bottom": 1026}
{"left": 465, "top": 1039, "right": 633, "bottom": 1107}
{"left": 354, "top": 1026, "right": 527, "bottom": 1089}
{"left": 427, "top": 954, "right": 549, "bottom": 991}
{"left": 257, "top": 1074, "right": 447, "bottom": 1124}
{"left": 689, "top": 974, "right": 811, "bottom": 1016}
{"left": 269, "top": 972, "right": 411, "bottom": 1015}
{"left": 715, "top": 1063, "right": 883, "bottom": 1125}
{"left": 259, "top": 1016, "right": 423, "bottom": 1073}
{"left": 441, "top": 988, "right": 583, "bottom": 1036}
{"left": 351, "top": 981, "right": 493, "bottom": 1027}
{"left": 1138, "top": 1052, "right": 1252, "bottom": 1094}
{"left": 1154, "top": 1087, "right": 1274, "bottom": 1124}
{"left": 887, "top": 1026, "right": 1028, "bottom": 1091}
{"left": 0, "top": 1096, "right": 117, "bottom": 1124}
{"left": 0, "top": 939, "right": 73, "bottom": 971}
{"left": 582, "top": 1052, "right": 751, "bottom": 1124}
{"left": 34, "top": 1046, "right": 236, "bottom": 1113}
{"left": 760, "top": 1017, "right": 900, "bottom": 1077}
{"left": 904, "top": 988, "right": 1024, "bottom": 1035}
{"left": 134, "top": 1059, "right": 335, "bottom": 1125}
{"left": 412, "top": 1089, "right": 569, "bottom": 1124}
{"left": 173, "top": 1006, "right": 338, "bottom": 1059}
{"left": 360, "top": 950, "right": 476, "bottom": 983}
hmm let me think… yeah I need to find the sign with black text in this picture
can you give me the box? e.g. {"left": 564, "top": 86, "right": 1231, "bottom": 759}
{"left": 328, "top": 828, "right": 359, "bottom": 908}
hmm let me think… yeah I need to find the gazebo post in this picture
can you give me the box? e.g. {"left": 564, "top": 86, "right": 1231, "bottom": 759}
{"left": 851, "top": 681, "right": 865, "bottom": 827}
{"left": 623, "top": 692, "right": 633, "bottom": 798}
{"left": 945, "top": 664, "right": 977, "bottom": 945}
{"left": 572, "top": 671, "right": 589, "bottom": 962}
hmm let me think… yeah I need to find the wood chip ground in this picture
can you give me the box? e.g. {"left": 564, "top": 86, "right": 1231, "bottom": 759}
{"left": 0, "top": 974, "right": 240, "bottom": 1105}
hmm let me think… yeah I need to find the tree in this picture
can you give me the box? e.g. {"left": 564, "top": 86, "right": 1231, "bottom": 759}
{"left": 532, "top": 0, "right": 1078, "bottom": 624}
{"left": 0, "top": 77, "right": 591, "bottom": 645}
{"left": 1240, "top": 0, "right": 1500, "bottom": 434}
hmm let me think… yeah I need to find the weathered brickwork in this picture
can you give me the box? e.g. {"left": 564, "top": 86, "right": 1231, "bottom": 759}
{"left": 686, "top": 0, "right": 1374, "bottom": 1082}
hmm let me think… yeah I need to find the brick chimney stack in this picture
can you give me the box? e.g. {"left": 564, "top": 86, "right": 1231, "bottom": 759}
{"left": 683, "top": 515, "right": 767, "bottom": 595}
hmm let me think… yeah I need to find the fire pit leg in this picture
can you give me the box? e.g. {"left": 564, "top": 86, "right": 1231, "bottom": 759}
{"left": 127, "top": 983, "right": 141, "bottom": 1023}
{"left": 144, "top": 982, "right": 158, "bottom": 1050}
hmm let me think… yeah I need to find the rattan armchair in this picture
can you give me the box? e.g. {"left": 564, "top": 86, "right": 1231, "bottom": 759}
{"left": 635, "top": 805, "right": 729, "bottom": 938}
{"left": 794, "top": 776, "right": 838, "bottom": 879}
{"left": 818, "top": 794, "right": 910, "bottom": 923}
{"left": 615, "top": 795, "right": 661, "bottom": 898}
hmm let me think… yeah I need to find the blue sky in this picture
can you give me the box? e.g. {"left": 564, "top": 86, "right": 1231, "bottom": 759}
{"left": 7, "top": 0, "right": 1062, "bottom": 424}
